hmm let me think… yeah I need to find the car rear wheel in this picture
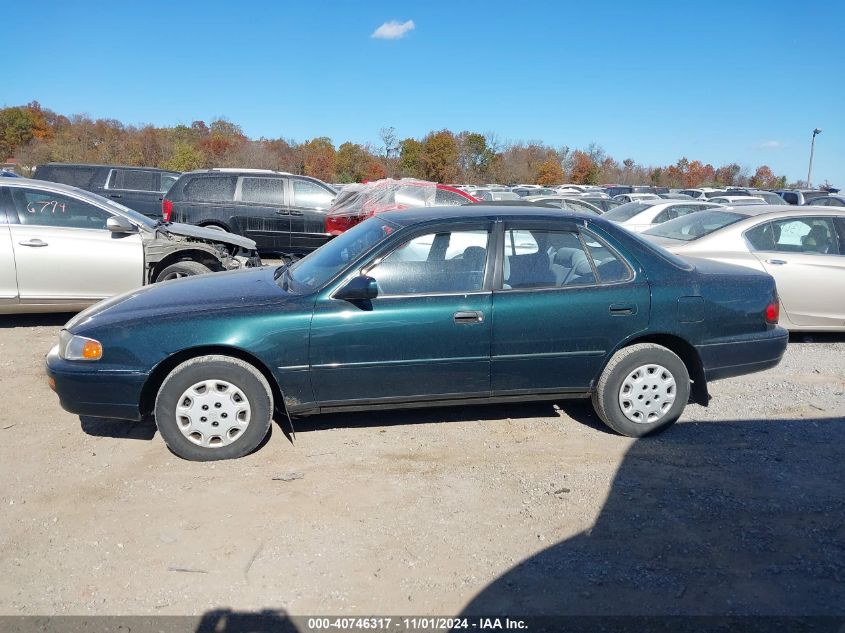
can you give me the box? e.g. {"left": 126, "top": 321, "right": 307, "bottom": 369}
{"left": 591, "top": 343, "right": 689, "bottom": 437}
{"left": 155, "top": 260, "right": 212, "bottom": 282}
{"left": 154, "top": 355, "right": 273, "bottom": 461}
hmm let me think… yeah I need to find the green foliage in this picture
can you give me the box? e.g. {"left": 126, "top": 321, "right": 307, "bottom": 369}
{"left": 398, "top": 138, "right": 424, "bottom": 178}
{"left": 162, "top": 143, "right": 205, "bottom": 172}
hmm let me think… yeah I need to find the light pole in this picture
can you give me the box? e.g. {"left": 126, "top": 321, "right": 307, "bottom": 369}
{"left": 807, "top": 128, "right": 822, "bottom": 188}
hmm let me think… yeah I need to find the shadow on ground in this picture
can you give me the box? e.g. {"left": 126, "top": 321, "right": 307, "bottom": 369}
{"left": 460, "top": 416, "right": 845, "bottom": 617}
{"left": 0, "top": 313, "right": 74, "bottom": 328}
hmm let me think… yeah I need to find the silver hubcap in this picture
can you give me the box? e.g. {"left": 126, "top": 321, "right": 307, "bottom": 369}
{"left": 618, "top": 363, "right": 676, "bottom": 424}
{"left": 163, "top": 271, "right": 189, "bottom": 280}
{"left": 175, "top": 380, "right": 251, "bottom": 448}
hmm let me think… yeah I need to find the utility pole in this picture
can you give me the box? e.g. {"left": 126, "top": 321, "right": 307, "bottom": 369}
{"left": 807, "top": 128, "right": 822, "bottom": 188}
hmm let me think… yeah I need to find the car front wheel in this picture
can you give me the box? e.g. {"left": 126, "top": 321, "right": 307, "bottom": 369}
{"left": 154, "top": 260, "right": 212, "bottom": 282}
{"left": 591, "top": 343, "right": 690, "bottom": 437}
{"left": 154, "top": 355, "right": 273, "bottom": 461}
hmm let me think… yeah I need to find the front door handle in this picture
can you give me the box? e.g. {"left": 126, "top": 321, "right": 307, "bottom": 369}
{"left": 609, "top": 303, "right": 637, "bottom": 316}
{"left": 275, "top": 210, "right": 290, "bottom": 215}
{"left": 289, "top": 210, "right": 304, "bottom": 216}
{"left": 19, "top": 239, "right": 48, "bottom": 247}
{"left": 766, "top": 259, "right": 787, "bottom": 265}
{"left": 109, "top": 194, "right": 122, "bottom": 199}
{"left": 454, "top": 310, "right": 484, "bottom": 324}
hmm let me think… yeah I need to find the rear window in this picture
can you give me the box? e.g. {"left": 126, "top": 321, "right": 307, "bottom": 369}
{"left": 603, "top": 202, "right": 655, "bottom": 222}
{"left": 183, "top": 176, "right": 237, "bottom": 203}
{"left": 434, "top": 189, "right": 470, "bottom": 205}
{"left": 643, "top": 210, "right": 747, "bottom": 241}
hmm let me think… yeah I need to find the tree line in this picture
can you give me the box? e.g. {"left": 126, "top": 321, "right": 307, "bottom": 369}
{"left": 0, "top": 102, "right": 791, "bottom": 189}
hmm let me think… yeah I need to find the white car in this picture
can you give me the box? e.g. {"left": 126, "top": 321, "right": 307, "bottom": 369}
{"left": 0, "top": 179, "right": 261, "bottom": 314}
{"left": 678, "top": 188, "right": 727, "bottom": 200}
{"left": 602, "top": 200, "right": 721, "bottom": 233}
{"left": 612, "top": 193, "right": 662, "bottom": 204}
{"left": 641, "top": 205, "right": 845, "bottom": 331}
{"left": 708, "top": 196, "right": 766, "bottom": 206}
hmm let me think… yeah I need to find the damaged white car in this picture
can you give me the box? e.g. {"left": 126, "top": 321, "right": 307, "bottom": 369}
{"left": 0, "top": 179, "right": 261, "bottom": 314}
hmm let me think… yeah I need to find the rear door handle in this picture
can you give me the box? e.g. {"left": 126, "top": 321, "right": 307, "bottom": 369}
{"left": 109, "top": 194, "right": 122, "bottom": 199}
{"left": 275, "top": 210, "right": 289, "bottom": 215}
{"left": 766, "top": 259, "right": 787, "bottom": 265}
{"left": 289, "top": 210, "right": 304, "bottom": 216}
{"left": 19, "top": 239, "right": 48, "bottom": 247}
{"left": 454, "top": 310, "right": 484, "bottom": 324}
{"left": 609, "top": 303, "right": 637, "bottom": 316}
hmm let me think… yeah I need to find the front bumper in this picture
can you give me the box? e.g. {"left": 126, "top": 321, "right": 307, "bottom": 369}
{"left": 696, "top": 326, "right": 789, "bottom": 382}
{"left": 46, "top": 345, "right": 147, "bottom": 421}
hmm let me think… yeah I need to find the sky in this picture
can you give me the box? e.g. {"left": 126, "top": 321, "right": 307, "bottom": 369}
{"left": 3, "top": 0, "right": 843, "bottom": 185}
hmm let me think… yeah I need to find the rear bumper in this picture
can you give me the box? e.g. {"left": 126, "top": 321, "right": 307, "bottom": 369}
{"left": 696, "top": 327, "right": 789, "bottom": 382}
{"left": 46, "top": 346, "right": 147, "bottom": 421}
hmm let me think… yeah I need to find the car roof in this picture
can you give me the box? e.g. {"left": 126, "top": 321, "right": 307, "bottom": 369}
{"left": 702, "top": 204, "right": 844, "bottom": 219}
{"left": 181, "top": 168, "right": 294, "bottom": 176}
{"left": 379, "top": 204, "right": 597, "bottom": 226}
{"left": 1, "top": 178, "right": 89, "bottom": 194}
{"left": 39, "top": 162, "right": 177, "bottom": 173}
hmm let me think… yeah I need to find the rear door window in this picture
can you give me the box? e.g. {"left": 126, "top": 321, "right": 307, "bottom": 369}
{"left": 240, "top": 177, "right": 285, "bottom": 205}
{"left": 183, "top": 176, "right": 237, "bottom": 203}
{"left": 771, "top": 217, "right": 839, "bottom": 254}
{"left": 108, "top": 170, "right": 157, "bottom": 191}
{"left": 159, "top": 173, "right": 179, "bottom": 193}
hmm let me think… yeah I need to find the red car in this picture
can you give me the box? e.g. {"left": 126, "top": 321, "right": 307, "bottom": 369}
{"left": 325, "top": 179, "right": 477, "bottom": 234}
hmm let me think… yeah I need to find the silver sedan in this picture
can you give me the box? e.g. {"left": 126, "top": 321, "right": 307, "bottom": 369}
{"left": 1, "top": 179, "right": 260, "bottom": 314}
{"left": 641, "top": 205, "right": 845, "bottom": 331}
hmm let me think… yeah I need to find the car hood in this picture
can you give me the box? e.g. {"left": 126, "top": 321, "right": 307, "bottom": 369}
{"left": 66, "top": 267, "right": 287, "bottom": 332}
{"left": 157, "top": 222, "right": 257, "bottom": 250}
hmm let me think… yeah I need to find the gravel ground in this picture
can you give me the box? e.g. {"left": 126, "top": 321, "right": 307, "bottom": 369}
{"left": 0, "top": 314, "right": 842, "bottom": 618}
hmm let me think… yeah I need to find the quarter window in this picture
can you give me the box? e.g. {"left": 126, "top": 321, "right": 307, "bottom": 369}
{"left": 241, "top": 178, "right": 285, "bottom": 205}
{"left": 292, "top": 179, "right": 333, "bottom": 209}
{"left": 9, "top": 189, "right": 111, "bottom": 230}
{"left": 367, "top": 229, "right": 489, "bottom": 295}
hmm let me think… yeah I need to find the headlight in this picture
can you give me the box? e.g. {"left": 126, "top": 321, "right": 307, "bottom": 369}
{"left": 58, "top": 330, "right": 103, "bottom": 361}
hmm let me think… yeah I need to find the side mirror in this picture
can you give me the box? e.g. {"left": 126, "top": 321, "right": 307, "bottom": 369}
{"left": 335, "top": 275, "right": 378, "bottom": 301}
{"left": 107, "top": 216, "right": 137, "bottom": 234}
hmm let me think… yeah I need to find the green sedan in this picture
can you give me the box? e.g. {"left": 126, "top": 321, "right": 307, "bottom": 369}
{"left": 47, "top": 206, "right": 788, "bottom": 461}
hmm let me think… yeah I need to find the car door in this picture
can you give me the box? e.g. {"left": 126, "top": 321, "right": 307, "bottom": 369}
{"left": 288, "top": 178, "right": 335, "bottom": 254}
{"left": 104, "top": 169, "right": 163, "bottom": 218}
{"left": 309, "top": 223, "right": 494, "bottom": 405}
{"left": 0, "top": 193, "right": 19, "bottom": 308}
{"left": 235, "top": 176, "right": 290, "bottom": 253}
{"left": 747, "top": 216, "right": 845, "bottom": 327}
{"left": 5, "top": 187, "right": 143, "bottom": 303}
{"left": 492, "top": 221, "right": 650, "bottom": 393}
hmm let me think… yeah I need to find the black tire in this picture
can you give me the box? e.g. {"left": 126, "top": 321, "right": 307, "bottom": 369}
{"left": 154, "top": 260, "right": 211, "bottom": 282}
{"left": 154, "top": 355, "right": 273, "bottom": 461}
{"left": 591, "top": 343, "right": 690, "bottom": 438}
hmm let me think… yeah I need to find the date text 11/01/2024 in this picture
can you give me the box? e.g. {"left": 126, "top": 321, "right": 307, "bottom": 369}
{"left": 306, "top": 617, "right": 528, "bottom": 630}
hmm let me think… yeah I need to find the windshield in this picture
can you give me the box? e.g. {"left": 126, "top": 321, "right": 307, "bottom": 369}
{"left": 602, "top": 201, "right": 656, "bottom": 222}
{"left": 283, "top": 216, "right": 397, "bottom": 292}
{"left": 643, "top": 210, "right": 747, "bottom": 241}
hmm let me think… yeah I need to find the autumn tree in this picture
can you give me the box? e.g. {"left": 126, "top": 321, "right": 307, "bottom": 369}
{"left": 421, "top": 130, "right": 459, "bottom": 182}
{"left": 569, "top": 150, "right": 600, "bottom": 184}
{"left": 300, "top": 137, "right": 336, "bottom": 182}
{"left": 398, "top": 138, "right": 424, "bottom": 178}
{"left": 536, "top": 159, "right": 564, "bottom": 186}
{"left": 335, "top": 142, "right": 371, "bottom": 182}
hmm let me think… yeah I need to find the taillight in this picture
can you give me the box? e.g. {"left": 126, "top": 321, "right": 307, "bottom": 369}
{"left": 765, "top": 298, "right": 780, "bottom": 324}
{"left": 162, "top": 199, "right": 173, "bottom": 222}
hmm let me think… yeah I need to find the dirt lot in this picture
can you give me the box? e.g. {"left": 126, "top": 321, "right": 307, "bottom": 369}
{"left": 0, "top": 314, "right": 843, "bottom": 619}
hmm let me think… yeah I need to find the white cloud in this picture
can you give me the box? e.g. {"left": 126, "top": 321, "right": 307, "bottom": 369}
{"left": 757, "top": 140, "right": 785, "bottom": 150}
{"left": 371, "top": 20, "right": 415, "bottom": 40}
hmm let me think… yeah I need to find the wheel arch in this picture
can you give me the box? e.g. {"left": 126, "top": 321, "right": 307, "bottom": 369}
{"left": 140, "top": 345, "right": 289, "bottom": 421}
{"left": 610, "top": 333, "right": 709, "bottom": 406}
{"left": 149, "top": 249, "right": 223, "bottom": 282}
